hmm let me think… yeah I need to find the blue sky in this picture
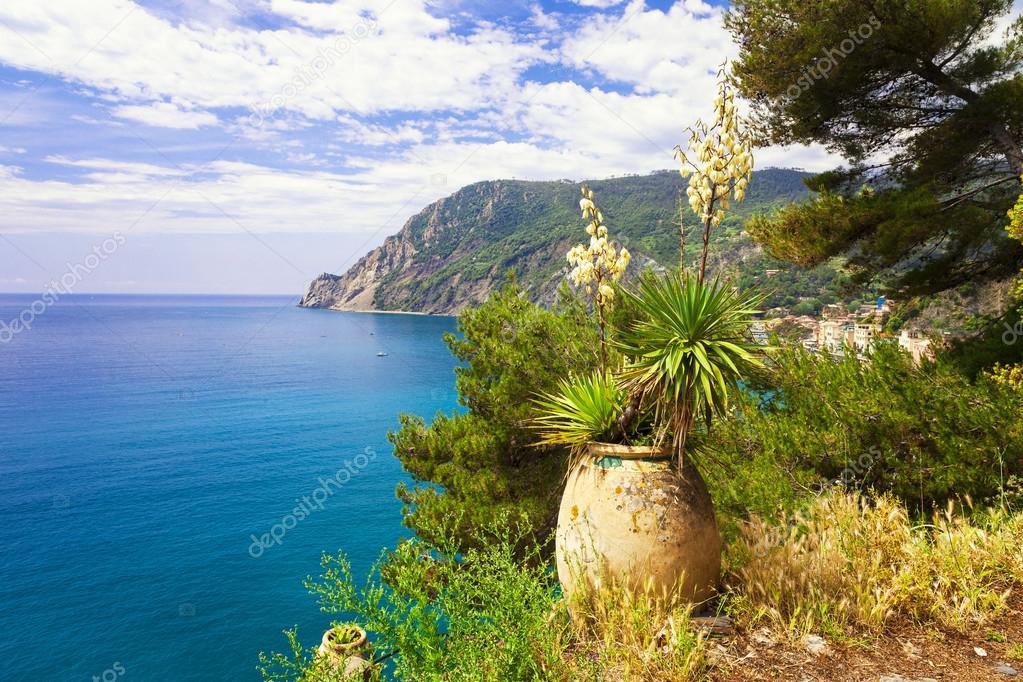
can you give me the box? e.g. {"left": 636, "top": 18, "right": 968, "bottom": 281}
{"left": 0, "top": 0, "right": 851, "bottom": 294}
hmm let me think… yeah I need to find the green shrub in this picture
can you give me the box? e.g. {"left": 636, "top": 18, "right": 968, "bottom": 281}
{"left": 616, "top": 274, "right": 766, "bottom": 459}
{"left": 258, "top": 516, "right": 569, "bottom": 682}
{"left": 390, "top": 280, "right": 597, "bottom": 551}
{"left": 258, "top": 516, "right": 711, "bottom": 682}
{"left": 531, "top": 370, "right": 632, "bottom": 453}
{"left": 705, "top": 343, "right": 1023, "bottom": 519}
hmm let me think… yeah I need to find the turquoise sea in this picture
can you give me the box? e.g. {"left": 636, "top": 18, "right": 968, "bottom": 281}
{"left": 0, "top": 294, "right": 459, "bottom": 680}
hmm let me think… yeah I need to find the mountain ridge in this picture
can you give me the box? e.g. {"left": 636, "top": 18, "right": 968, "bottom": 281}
{"left": 299, "top": 168, "right": 817, "bottom": 315}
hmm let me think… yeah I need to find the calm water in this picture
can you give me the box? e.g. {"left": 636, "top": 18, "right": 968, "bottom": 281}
{"left": 0, "top": 294, "right": 459, "bottom": 680}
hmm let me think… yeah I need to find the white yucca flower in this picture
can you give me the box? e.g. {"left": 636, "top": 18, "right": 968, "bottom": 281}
{"left": 673, "top": 68, "right": 755, "bottom": 280}
{"left": 564, "top": 186, "right": 630, "bottom": 314}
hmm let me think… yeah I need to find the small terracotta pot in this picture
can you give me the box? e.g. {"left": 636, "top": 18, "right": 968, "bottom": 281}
{"left": 317, "top": 625, "right": 373, "bottom": 679}
{"left": 555, "top": 443, "right": 721, "bottom": 603}
{"left": 319, "top": 625, "right": 368, "bottom": 656}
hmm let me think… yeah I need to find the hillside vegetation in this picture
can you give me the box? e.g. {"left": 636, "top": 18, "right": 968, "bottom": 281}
{"left": 300, "top": 168, "right": 850, "bottom": 314}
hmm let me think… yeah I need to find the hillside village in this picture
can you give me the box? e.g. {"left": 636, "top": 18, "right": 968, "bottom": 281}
{"left": 753, "top": 297, "right": 934, "bottom": 363}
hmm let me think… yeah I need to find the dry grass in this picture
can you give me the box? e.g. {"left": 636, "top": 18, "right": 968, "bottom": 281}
{"left": 537, "top": 492, "right": 1023, "bottom": 680}
{"left": 556, "top": 575, "right": 711, "bottom": 681}
{"left": 727, "top": 492, "right": 1023, "bottom": 638}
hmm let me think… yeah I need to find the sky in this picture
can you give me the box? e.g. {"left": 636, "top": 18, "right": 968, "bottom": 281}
{"left": 0, "top": 0, "right": 863, "bottom": 294}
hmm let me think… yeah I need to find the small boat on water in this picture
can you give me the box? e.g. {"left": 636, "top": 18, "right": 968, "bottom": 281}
{"left": 376, "top": 352, "right": 388, "bottom": 357}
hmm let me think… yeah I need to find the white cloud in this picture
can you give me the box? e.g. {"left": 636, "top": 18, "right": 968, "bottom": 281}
{"left": 0, "top": 0, "right": 844, "bottom": 248}
{"left": 560, "top": 0, "right": 730, "bottom": 96}
{"left": 0, "top": 159, "right": 386, "bottom": 235}
{"left": 0, "top": 0, "right": 545, "bottom": 120}
{"left": 513, "top": 81, "right": 681, "bottom": 164}
{"left": 529, "top": 4, "right": 559, "bottom": 31}
{"left": 571, "top": 0, "right": 627, "bottom": 8}
{"left": 333, "top": 115, "right": 425, "bottom": 146}
{"left": 44, "top": 155, "right": 189, "bottom": 176}
{"left": 112, "top": 101, "right": 219, "bottom": 129}
{"left": 270, "top": 0, "right": 447, "bottom": 34}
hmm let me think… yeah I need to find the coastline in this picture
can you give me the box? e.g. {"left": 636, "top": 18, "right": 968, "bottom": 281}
{"left": 299, "top": 303, "right": 457, "bottom": 318}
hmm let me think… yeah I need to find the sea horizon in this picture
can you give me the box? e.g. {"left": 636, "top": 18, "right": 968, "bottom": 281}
{"left": 0, "top": 292, "right": 458, "bottom": 316}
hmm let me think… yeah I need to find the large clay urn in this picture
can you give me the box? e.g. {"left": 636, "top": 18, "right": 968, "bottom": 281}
{"left": 555, "top": 443, "right": 721, "bottom": 603}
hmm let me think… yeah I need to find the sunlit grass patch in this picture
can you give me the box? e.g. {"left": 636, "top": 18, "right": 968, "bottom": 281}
{"left": 727, "top": 492, "right": 1023, "bottom": 636}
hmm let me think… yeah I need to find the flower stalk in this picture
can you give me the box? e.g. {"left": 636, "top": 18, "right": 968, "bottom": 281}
{"left": 567, "top": 186, "right": 631, "bottom": 374}
{"left": 675, "top": 68, "right": 755, "bottom": 284}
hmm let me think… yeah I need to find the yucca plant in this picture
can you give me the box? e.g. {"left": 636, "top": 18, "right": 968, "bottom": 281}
{"left": 616, "top": 272, "right": 765, "bottom": 463}
{"left": 533, "top": 71, "right": 764, "bottom": 468}
{"left": 531, "top": 371, "right": 630, "bottom": 456}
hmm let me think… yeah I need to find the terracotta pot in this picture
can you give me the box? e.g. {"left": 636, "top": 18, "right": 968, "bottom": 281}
{"left": 319, "top": 625, "right": 367, "bottom": 656}
{"left": 321, "top": 653, "right": 372, "bottom": 680}
{"left": 555, "top": 443, "right": 721, "bottom": 603}
{"left": 318, "top": 626, "right": 372, "bottom": 679}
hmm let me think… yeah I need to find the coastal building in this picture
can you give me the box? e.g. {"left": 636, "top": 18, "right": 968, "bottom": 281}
{"left": 749, "top": 323, "right": 770, "bottom": 345}
{"left": 813, "top": 315, "right": 881, "bottom": 357}
{"left": 898, "top": 329, "right": 933, "bottom": 363}
{"left": 794, "top": 300, "right": 931, "bottom": 365}
{"left": 853, "top": 323, "right": 876, "bottom": 353}
{"left": 817, "top": 319, "right": 851, "bottom": 355}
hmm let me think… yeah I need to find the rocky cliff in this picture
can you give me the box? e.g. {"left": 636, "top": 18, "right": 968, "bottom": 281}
{"left": 299, "top": 169, "right": 816, "bottom": 314}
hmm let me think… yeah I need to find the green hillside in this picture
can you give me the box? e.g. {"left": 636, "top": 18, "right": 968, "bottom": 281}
{"left": 302, "top": 168, "right": 859, "bottom": 314}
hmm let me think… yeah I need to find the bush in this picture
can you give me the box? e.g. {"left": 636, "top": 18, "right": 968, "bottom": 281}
{"left": 258, "top": 516, "right": 710, "bottom": 682}
{"left": 258, "top": 516, "right": 565, "bottom": 682}
{"left": 704, "top": 342, "right": 1023, "bottom": 518}
{"left": 390, "top": 280, "right": 597, "bottom": 551}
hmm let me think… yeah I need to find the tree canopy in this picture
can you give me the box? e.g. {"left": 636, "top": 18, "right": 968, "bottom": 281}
{"left": 389, "top": 280, "right": 597, "bottom": 552}
{"left": 727, "top": 0, "right": 1023, "bottom": 295}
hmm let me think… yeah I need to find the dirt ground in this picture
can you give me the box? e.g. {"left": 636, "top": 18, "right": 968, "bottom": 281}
{"left": 709, "top": 595, "right": 1023, "bottom": 681}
